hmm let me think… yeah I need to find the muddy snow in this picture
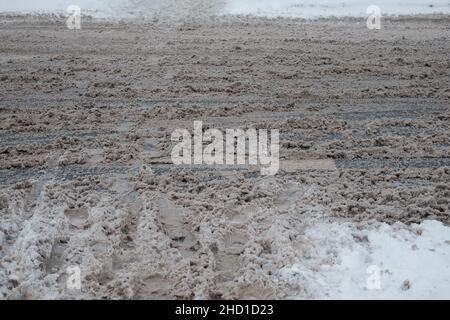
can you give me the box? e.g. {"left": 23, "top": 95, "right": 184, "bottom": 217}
{"left": 0, "top": 13, "right": 449, "bottom": 299}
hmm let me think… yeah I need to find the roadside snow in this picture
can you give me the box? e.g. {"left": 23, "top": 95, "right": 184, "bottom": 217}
{"left": 225, "top": 0, "right": 450, "bottom": 18}
{"left": 281, "top": 219, "right": 450, "bottom": 299}
{"left": 2, "top": 1, "right": 450, "bottom": 18}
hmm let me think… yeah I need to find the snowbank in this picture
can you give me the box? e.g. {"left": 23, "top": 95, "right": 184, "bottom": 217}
{"left": 281, "top": 220, "right": 450, "bottom": 299}
{"left": 1, "top": 0, "right": 449, "bottom": 18}
{"left": 226, "top": 0, "right": 450, "bottom": 18}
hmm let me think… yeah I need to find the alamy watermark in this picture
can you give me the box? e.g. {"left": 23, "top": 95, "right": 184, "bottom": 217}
{"left": 366, "top": 265, "right": 382, "bottom": 291}
{"left": 66, "top": 5, "right": 81, "bottom": 30}
{"left": 367, "top": 5, "right": 382, "bottom": 30}
{"left": 66, "top": 265, "right": 81, "bottom": 290}
{"left": 171, "top": 121, "right": 279, "bottom": 176}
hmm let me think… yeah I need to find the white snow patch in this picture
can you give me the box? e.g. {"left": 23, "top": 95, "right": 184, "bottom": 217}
{"left": 225, "top": 0, "right": 450, "bottom": 18}
{"left": 281, "top": 219, "right": 450, "bottom": 299}
{"left": 1, "top": 1, "right": 449, "bottom": 18}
